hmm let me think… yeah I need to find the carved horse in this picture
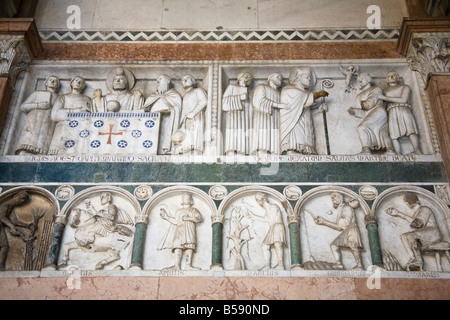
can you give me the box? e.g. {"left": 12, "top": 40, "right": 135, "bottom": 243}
{"left": 58, "top": 207, "right": 134, "bottom": 270}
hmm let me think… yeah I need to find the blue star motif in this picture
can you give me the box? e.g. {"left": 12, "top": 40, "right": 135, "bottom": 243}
{"left": 69, "top": 121, "right": 79, "bottom": 128}
{"left": 143, "top": 140, "right": 153, "bottom": 148}
{"left": 90, "top": 140, "right": 101, "bottom": 149}
{"left": 131, "top": 130, "right": 142, "bottom": 138}
{"left": 65, "top": 140, "right": 76, "bottom": 148}
{"left": 79, "top": 130, "right": 90, "bottom": 138}
{"left": 94, "top": 120, "right": 104, "bottom": 128}
{"left": 145, "top": 120, "right": 155, "bottom": 128}
{"left": 120, "top": 120, "right": 131, "bottom": 128}
{"left": 117, "top": 140, "right": 128, "bottom": 148}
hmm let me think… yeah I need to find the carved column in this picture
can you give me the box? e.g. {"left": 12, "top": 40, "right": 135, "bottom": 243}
{"left": 130, "top": 215, "right": 148, "bottom": 269}
{"left": 365, "top": 215, "right": 384, "bottom": 267}
{"left": 288, "top": 214, "right": 302, "bottom": 269}
{"left": 44, "top": 215, "right": 67, "bottom": 269}
{"left": 211, "top": 214, "right": 224, "bottom": 270}
{"left": 398, "top": 18, "right": 450, "bottom": 181}
{"left": 0, "top": 18, "right": 42, "bottom": 135}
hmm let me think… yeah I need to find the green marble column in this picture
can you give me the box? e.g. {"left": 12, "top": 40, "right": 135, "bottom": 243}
{"left": 44, "top": 222, "right": 65, "bottom": 269}
{"left": 289, "top": 220, "right": 302, "bottom": 268}
{"left": 130, "top": 220, "right": 148, "bottom": 269}
{"left": 211, "top": 219, "right": 224, "bottom": 269}
{"left": 366, "top": 221, "right": 383, "bottom": 266}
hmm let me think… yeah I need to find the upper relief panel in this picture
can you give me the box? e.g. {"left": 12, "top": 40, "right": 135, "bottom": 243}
{"left": 0, "top": 60, "right": 441, "bottom": 164}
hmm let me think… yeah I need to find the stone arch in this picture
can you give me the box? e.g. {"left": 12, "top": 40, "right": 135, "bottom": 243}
{"left": 0, "top": 186, "right": 59, "bottom": 271}
{"left": 372, "top": 185, "right": 450, "bottom": 271}
{"left": 294, "top": 186, "right": 372, "bottom": 270}
{"left": 217, "top": 186, "right": 294, "bottom": 271}
{"left": 57, "top": 186, "right": 140, "bottom": 271}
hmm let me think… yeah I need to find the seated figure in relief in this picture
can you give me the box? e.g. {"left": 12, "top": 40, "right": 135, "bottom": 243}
{"left": 347, "top": 73, "right": 395, "bottom": 155}
{"left": 379, "top": 71, "right": 422, "bottom": 155}
{"left": 15, "top": 76, "right": 61, "bottom": 155}
{"left": 144, "top": 74, "right": 182, "bottom": 155}
{"left": 92, "top": 67, "right": 144, "bottom": 112}
{"left": 48, "top": 76, "right": 92, "bottom": 155}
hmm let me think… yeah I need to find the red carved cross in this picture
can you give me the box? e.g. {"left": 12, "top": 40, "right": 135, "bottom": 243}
{"left": 99, "top": 124, "right": 123, "bottom": 145}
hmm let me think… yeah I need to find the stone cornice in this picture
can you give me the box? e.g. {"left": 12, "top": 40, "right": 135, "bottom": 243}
{"left": 397, "top": 17, "right": 450, "bottom": 56}
{"left": 0, "top": 18, "right": 43, "bottom": 58}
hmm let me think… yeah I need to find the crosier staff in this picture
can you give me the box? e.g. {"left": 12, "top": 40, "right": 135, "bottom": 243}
{"left": 319, "top": 79, "right": 334, "bottom": 155}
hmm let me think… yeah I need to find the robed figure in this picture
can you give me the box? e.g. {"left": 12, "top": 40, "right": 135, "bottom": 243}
{"left": 15, "top": 76, "right": 60, "bottom": 155}
{"left": 348, "top": 73, "right": 395, "bottom": 155}
{"left": 175, "top": 75, "right": 208, "bottom": 155}
{"left": 250, "top": 73, "right": 287, "bottom": 155}
{"left": 144, "top": 75, "right": 182, "bottom": 155}
{"left": 280, "top": 67, "right": 318, "bottom": 155}
{"left": 222, "top": 72, "right": 253, "bottom": 155}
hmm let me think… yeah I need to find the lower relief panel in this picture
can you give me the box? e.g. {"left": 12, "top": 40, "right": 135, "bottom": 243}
{"left": 0, "top": 183, "right": 448, "bottom": 277}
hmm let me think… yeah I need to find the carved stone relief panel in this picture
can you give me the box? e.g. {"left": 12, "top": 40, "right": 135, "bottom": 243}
{"left": 142, "top": 186, "right": 215, "bottom": 272}
{"left": 2, "top": 63, "right": 213, "bottom": 158}
{"left": 374, "top": 186, "right": 450, "bottom": 272}
{"left": 219, "top": 62, "right": 435, "bottom": 159}
{"left": 219, "top": 186, "right": 292, "bottom": 271}
{"left": 56, "top": 186, "right": 139, "bottom": 271}
{"left": 0, "top": 187, "right": 58, "bottom": 271}
{"left": 295, "top": 186, "right": 372, "bottom": 271}
{"left": 0, "top": 60, "right": 441, "bottom": 163}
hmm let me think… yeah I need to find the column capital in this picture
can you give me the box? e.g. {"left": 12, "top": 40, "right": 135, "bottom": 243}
{"left": 397, "top": 18, "right": 450, "bottom": 87}
{"left": 0, "top": 18, "right": 43, "bottom": 85}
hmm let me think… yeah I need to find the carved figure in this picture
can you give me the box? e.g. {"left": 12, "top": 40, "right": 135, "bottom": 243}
{"left": 59, "top": 192, "right": 134, "bottom": 270}
{"left": 48, "top": 76, "right": 92, "bottom": 155}
{"left": 159, "top": 193, "right": 203, "bottom": 270}
{"left": 254, "top": 192, "right": 286, "bottom": 270}
{"left": 314, "top": 192, "right": 364, "bottom": 270}
{"left": 227, "top": 205, "right": 252, "bottom": 270}
{"left": 96, "top": 67, "right": 144, "bottom": 112}
{"left": 222, "top": 72, "right": 253, "bottom": 156}
{"left": 173, "top": 75, "right": 208, "bottom": 155}
{"left": 280, "top": 67, "right": 329, "bottom": 155}
{"left": 250, "top": 73, "right": 287, "bottom": 156}
{"left": 144, "top": 74, "right": 182, "bottom": 155}
{"left": 379, "top": 71, "right": 421, "bottom": 155}
{"left": 339, "top": 65, "right": 359, "bottom": 93}
{"left": 0, "top": 191, "right": 34, "bottom": 270}
{"left": 15, "top": 76, "right": 60, "bottom": 155}
{"left": 347, "top": 73, "right": 395, "bottom": 155}
{"left": 386, "top": 192, "right": 449, "bottom": 271}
